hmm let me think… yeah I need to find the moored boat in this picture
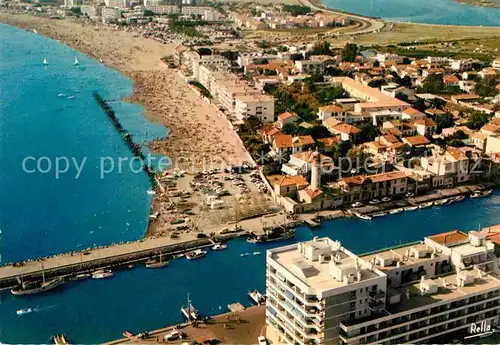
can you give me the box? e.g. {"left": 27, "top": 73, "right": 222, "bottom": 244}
{"left": 389, "top": 208, "right": 404, "bottom": 215}
{"left": 74, "top": 57, "right": 79, "bottom": 66}
{"left": 471, "top": 189, "right": 493, "bottom": 199}
{"left": 371, "top": 212, "right": 387, "bottom": 218}
{"left": 52, "top": 334, "right": 69, "bottom": 345}
{"left": 248, "top": 289, "right": 266, "bottom": 305}
{"left": 247, "top": 228, "right": 295, "bottom": 244}
{"left": 418, "top": 202, "right": 433, "bottom": 209}
{"left": 181, "top": 293, "right": 199, "bottom": 321}
{"left": 92, "top": 269, "right": 113, "bottom": 279}
{"left": 185, "top": 249, "right": 207, "bottom": 260}
{"left": 433, "top": 198, "right": 449, "bottom": 206}
{"left": 145, "top": 253, "right": 168, "bottom": 268}
{"left": 355, "top": 212, "right": 372, "bottom": 220}
{"left": 450, "top": 195, "right": 465, "bottom": 203}
{"left": 212, "top": 243, "right": 227, "bottom": 251}
{"left": 72, "top": 273, "right": 91, "bottom": 280}
{"left": 123, "top": 331, "right": 134, "bottom": 338}
{"left": 11, "top": 277, "right": 65, "bottom": 296}
{"left": 404, "top": 206, "right": 418, "bottom": 211}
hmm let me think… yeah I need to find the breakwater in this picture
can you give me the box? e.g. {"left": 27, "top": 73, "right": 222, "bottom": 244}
{"left": 93, "top": 91, "right": 159, "bottom": 191}
{"left": 0, "top": 232, "right": 244, "bottom": 290}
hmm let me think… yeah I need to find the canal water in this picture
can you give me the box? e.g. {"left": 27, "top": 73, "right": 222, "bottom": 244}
{"left": 1, "top": 24, "right": 500, "bottom": 343}
{"left": 1, "top": 189, "right": 499, "bottom": 343}
{"left": 323, "top": 0, "right": 500, "bottom": 26}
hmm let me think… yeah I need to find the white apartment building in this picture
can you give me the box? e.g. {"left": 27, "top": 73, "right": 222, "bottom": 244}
{"left": 266, "top": 233, "right": 500, "bottom": 345}
{"left": 143, "top": 4, "right": 179, "bottom": 14}
{"left": 80, "top": 5, "right": 102, "bottom": 18}
{"left": 184, "top": 51, "right": 229, "bottom": 81}
{"left": 234, "top": 94, "right": 275, "bottom": 122}
{"left": 101, "top": 7, "right": 121, "bottom": 22}
{"left": 105, "top": 0, "right": 129, "bottom": 8}
{"left": 295, "top": 60, "right": 325, "bottom": 75}
{"left": 64, "top": 0, "right": 82, "bottom": 7}
{"left": 493, "top": 58, "right": 500, "bottom": 70}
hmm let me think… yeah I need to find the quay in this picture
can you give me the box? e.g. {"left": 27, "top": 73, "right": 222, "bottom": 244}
{"left": 0, "top": 232, "right": 242, "bottom": 290}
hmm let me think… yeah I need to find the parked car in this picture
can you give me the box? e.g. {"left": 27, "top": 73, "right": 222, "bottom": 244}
{"left": 165, "top": 331, "right": 181, "bottom": 341}
{"left": 369, "top": 199, "right": 380, "bottom": 205}
{"left": 381, "top": 197, "right": 392, "bottom": 202}
{"left": 351, "top": 202, "right": 363, "bottom": 208}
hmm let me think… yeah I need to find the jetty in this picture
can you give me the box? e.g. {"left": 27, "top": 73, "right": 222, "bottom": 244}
{"left": 0, "top": 233, "right": 241, "bottom": 290}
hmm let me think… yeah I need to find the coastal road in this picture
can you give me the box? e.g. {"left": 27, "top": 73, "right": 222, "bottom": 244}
{"left": 298, "top": 0, "right": 385, "bottom": 35}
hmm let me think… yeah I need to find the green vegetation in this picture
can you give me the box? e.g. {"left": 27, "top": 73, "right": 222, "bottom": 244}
{"left": 189, "top": 81, "right": 211, "bottom": 98}
{"left": 283, "top": 4, "right": 311, "bottom": 16}
{"left": 171, "top": 20, "right": 206, "bottom": 37}
{"left": 143, "top": 9, "right": 154, "bottom": 17}
{"left": 475, "top": 76, "right": 498, "bottom": 97}
{"left": 308, "top": 41, "right": 333, "bottom": 56}
{"left": 341, "top": 43, "right": 358, "bottom": 62}
{"left": 466, "top": 111, "right": 492, "bottom": 130}
{"left": 435, "top": 113, "right": 455, "bottom": 133}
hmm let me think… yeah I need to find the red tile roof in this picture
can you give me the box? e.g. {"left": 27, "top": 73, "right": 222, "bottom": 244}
{"left": 403, "top": 135, "right": 430, "bottom": 146}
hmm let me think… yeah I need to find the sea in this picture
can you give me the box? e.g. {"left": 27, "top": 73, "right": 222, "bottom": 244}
{"left": 323, "top": 0, "right": 500, "bottom": 26}
{"left": 1, "top": 24, "right": 500, "bottom": 344}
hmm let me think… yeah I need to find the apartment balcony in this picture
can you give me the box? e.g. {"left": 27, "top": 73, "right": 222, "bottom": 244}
{"left": 369, "top": 290, "right": 386, "bottom": 300}
{"left": 369, "top": 300, "right": 385, "bottom": 312}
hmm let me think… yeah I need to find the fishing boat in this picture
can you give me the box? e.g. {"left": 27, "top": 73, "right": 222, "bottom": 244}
{"left": 450, "top": 195, "right": 465, "bottom": 203}
{"left": 57, "top": 93, "right": 67, "bottom": 97}
{"left": 419, "top": 202, "right": 433, "bottom": 209}
{"left": 212, "top": 243, "right": 227, "bottom": 251}
{"left": 253, "top": 251, "right": 261, "bottom": 255}
{"left": 92, "top": 269, "right": 113, "bottom": 279}
{"left": 11, "top": 266, "right": 65, "bottom": 296}
{"left": 99, "top": 58, "right": 104, "bottom": 63}
{"left": 247, "top": 228, "right": 295, "bottom": 244}
{"left": 371, "top": 212, "right": 387, "bottom": 218}
{"left": 72, "top": 273, "right": 91, "bottom": 280}
{"left": 43, "top": 57, "right": 48, "bottom": 65}
{"left": 16, "top": 308, "right": 33, "bottom": 316}
{"left": 74, "top": 57, "right": 79, "bottom": 66}
{"left": 181, "top": 293, "right": 199, "bottom": 321}
{"left": 33, "top": 29, "right": 38, "bottom": 34}
{"left": 248, "top": 290, "right": 266, "bottom": 305}
{"left": 52, "top": 334, "right": 69, "bottom": 345}
{"left": 389, "top": 208, "right": 404, "bottom": 215}
{"left": 185, "top": 249, "right": 207, "bottom": 260}
{"left": 145, "top": 253, "right": 168, "bottom": 269}
{"left": 404, "top": 206, "right": 418, "bottom": 211}
{"left": 433, "top": 199, "right": 449, "bottom": 206}
{"left": 123, "top": 331, "right": 134, "bottom": 338}
{"left": 67, "top": 96, "right": 75, "bottom": 100}
{"left": 146, "top": 189, "right": 156, "bottom": 195}
{"left": 355, "top": 212, "right": 372, "bottom": 221}
{"left": 471, "top": 189, "right": 493, "bottom": 199}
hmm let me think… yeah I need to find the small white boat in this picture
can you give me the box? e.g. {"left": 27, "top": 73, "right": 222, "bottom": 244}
{"left": 434, "top": 199, "right": 449, "bottom": 206}
{"left": 351, "top": 202, "right": 363, "bottom": 208}
{"left": 381, "top": 197, "right": 392, "bottom": 202}
{"left": 372, "top": 212, "right": 387, "bottom": 218}
{"left": 404, "top": 206, "right": 418, "bottom": 211}
{"left": 389, "top": 208, "right": 404, "bottom": 215}
{"left": 16, "top": 308, "right": 33, "bottom": 316}
{"left": 450, "top": 195, "right": 465, "bottom": 203}
{"left": 253, "top": 251, "right": 261, "bottom": 255}
{"left": 419, "top": 202, "right": 433, "bottom": 209}
{"left": 212, "top": 243, "right": 227, "bottom": 251}
{"left": 67, "top": 96, "right": 75, "bottom": 100}
{"left": 146, "top": 189, "right": 156, "bottom": 195}
{"left": 92, "top": 269, "right": 113, "bottom": 279}
{"left": 369, "top": 199, "right": 380, "bottom": 205}
{"left": 73, "top": 273, "right": 91, "bottom": 280}
{"left": 471, "top": 189, "right": 493, "bottom": 199}
{"left": 43, "top": 57, "right": 48, "bottom": 65}
{"left": 99, "top": 58, "right": 104, "bottom": 63}
{"left": 355, "top": 212, "right": 372, "bottom": 220}
{"left": 185, "top": 249, "right": 207, "bottom": 260}
{"left": 248, "top": 290, "right": 266, "bottom": 305}
{"left": 57, "top": 93, "right": 67, "bottom": 97}
{"left": 74, "top": 57, "right": 79, "bottom": 66}
{"left": 240, "top": 253, "right": 250, "bottom": 257}
{"left": 33, "top": 29, "right": 38, "bottom": 34}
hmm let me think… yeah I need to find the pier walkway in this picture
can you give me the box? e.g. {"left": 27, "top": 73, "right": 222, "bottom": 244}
{"left": 0, "top": 233, "right": 237, "bottom": 290}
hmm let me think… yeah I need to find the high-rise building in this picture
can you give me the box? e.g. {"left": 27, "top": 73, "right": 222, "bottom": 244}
{"left": 266, "top": 232, "right": 500, "bottom": 344}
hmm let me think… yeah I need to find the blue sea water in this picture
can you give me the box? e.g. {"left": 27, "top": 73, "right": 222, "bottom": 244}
{"left": 1, "top": 24, "right": 500, "bottom": 344}
{"left": 0, "top": 24, "right": 168, "bottom": 263}
{"left": 323, "top": 0, "right": 500, "bottom": 26}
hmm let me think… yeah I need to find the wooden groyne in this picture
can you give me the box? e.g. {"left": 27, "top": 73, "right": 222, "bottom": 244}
{"left": 93, "top": 91, "right": 158, "bottom": 191}
{"left": 0, "top": 232, "right": 243, "bottom": 290}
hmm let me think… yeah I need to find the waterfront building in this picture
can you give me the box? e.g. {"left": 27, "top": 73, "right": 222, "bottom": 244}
{"left": 80, "top": 5, "right": 103, "bottom": 18}
{"left": 101, "top": 7, "right": 121, "bottom": 22}
{"left": 143, "top": 4, "right": 179, "bottom": 14}
{"left": 105, "top": 0, "right": 130, "bottom": 8}
{"left": 64, "top": 0, "right": 82, "bottom": 7}
{"left": 266, "top": 233, "right": 500, "bottom": 345}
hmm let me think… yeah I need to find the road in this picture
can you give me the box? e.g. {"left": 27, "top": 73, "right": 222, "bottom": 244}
{"left": 298, "top": 0, "right": 385, "bottom": 35}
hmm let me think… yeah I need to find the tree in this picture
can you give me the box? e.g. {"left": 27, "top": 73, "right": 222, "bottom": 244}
{"left": 220, "top": 51, "right": 238, "bottom": 61}
{"left": 373, "top": 60, "right": 380, "bottom": 68}
{"left": 263, "top": 161, "right": 282, "bottom": 176}
{"left": 196, "top": 48, "right": 212, "bottom": 56}
{"left": 242, "top": 115, "right": 262, "bottom": 133}
{"left": 356, "top": 123, "right": 378, "bottom": 144}
{"left": 309, "top": 125, "right": 331, "bottom": 140}
{"left": 309, "top": 41, "right": 333, "bottom": 56}
{"left": 283, "top": 4, "right": 311, "bottom": 16}
{"left": 341, "top": 43, "right": 358, "bottom": 62}
{"left": 402, "top": 57, "right": 411, "bottom": 65}
{"left": 70, "top": 7, "right": 82, "bottom": 15}
{"left": 143, "top": 9, "right": 154, "bottom": 16}
{"left": 290, "top": 53, "right": 304, "bottom": 61}
{"left": 281, "top": 123, "right": 299, "bottom": 135}
{"left": 430, "top": 98, "right": 446, "bottom": 110}
{"left": 467, "top": 111, "right": 491, "bottom": 130}
{"left": 435, "top": 113, "right": 454, "bottom": 133}
{"left": 421, "top": 74, "right": 445, "bottom": 94}
{"left": 368, "top": 79, "right": 386, "bottom": 89}
{"left": 475, "top": 76, "right": 498, "bottom": 97}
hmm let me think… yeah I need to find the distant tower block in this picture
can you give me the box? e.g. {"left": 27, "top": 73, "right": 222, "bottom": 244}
{"left": 311, "top": 150, "right": 321, "bottom": 191}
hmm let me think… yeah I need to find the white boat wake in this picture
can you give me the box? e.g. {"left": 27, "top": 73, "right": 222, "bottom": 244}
{"left": 16, "top": 304, "right": 57, "bottom": 316}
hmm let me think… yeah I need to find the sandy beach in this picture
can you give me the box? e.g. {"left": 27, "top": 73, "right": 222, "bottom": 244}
{"left": 0, "top": 12, "right": 250, "bottom": 171}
